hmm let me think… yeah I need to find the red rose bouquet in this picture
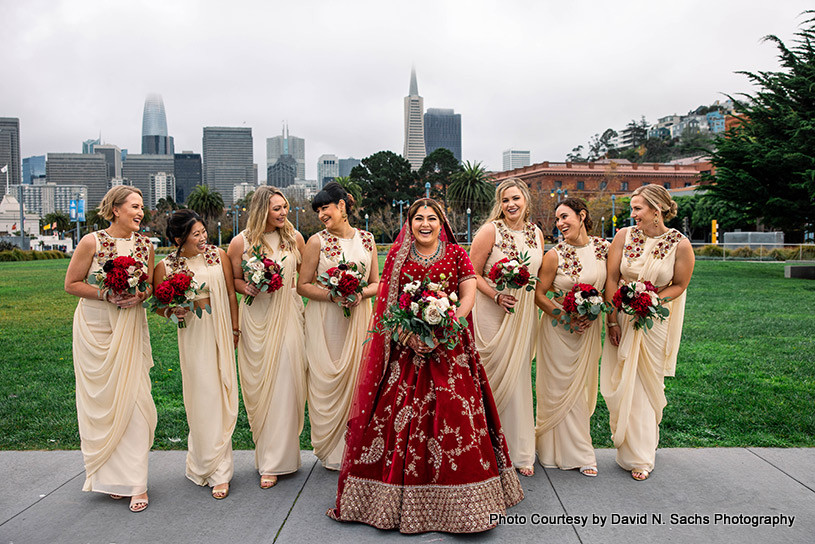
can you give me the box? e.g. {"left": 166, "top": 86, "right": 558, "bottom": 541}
{"left": 317, "top": 254, "right": 368, "bottom": 318}
{"left": 374, "top": 273, "right": 466, "bottom": 351}
{"left": 241, "top": 245, "right": 285, "bottom": 306}
{"left": 487, "top": 252, "right": 537, "bottom": 313}
{"left": 90, "top": 255, "right": 149, "bottom": 302}
{"left": 551, "top": 283, "right": 611, "bottom": 333}
{"left": 612, "top": 280, "right": 670, "bottom": 331}
{"left": 146, "top": 271, "right": 209, "bottom": 328}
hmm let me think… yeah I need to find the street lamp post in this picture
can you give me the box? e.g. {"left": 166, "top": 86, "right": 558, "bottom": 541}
{"left": 217, "top": 221, "right": 222, "bottom": 247}
{"left": 392, "top": 199, "right": 408, "bottom": 228}
{"left": 466, "top": 208, "right": 472, "bottom": 245}
{"left": 364, "top": 213, "right": 369, "bottom": 231}
{"left": 601, "top": 216, "right": 605, "bottom": 240}
{"left": 611, "top": 194, "right": 617, "bottom": 234}
{"left": 295, "top": 206, "right": 302, "bottom": 231}
{"left": 425, "top": 181, "right": 431, "bottom": 198}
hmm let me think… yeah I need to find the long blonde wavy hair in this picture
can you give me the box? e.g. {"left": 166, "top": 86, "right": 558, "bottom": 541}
{"left": 244, "top": 185, "right": 301, "bottom": 262}
{"left": 478, "top": 178, "right": 533, "bottom": 233}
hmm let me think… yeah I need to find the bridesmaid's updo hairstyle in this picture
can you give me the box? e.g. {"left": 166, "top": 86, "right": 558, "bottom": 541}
{"left": 311, "top": 181, "right": 355, "bottom": 213}
{"left": 632, "top": 184, "right": 678, "bottom": 221}
{"left": 557, "top": 197, "right": 594, "bottom": 233}
{"left": 166, "top": 209, "right": 204, "bottom": 257}
{"left": 99, "top": 186, "right": 143, "bottom": 222}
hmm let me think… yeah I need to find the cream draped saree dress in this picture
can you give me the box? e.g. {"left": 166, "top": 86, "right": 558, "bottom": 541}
{"left": 72, "top": 231, "right": 157, "bottom": 495}
{"left": 535, "top": 237, "right": 609, "bottom": 470}
{"left": 237, "top": 230, "right": 307, "bottom": 475}
{"left": 163, "top": 247, "right": 238, "bottom": 487}
{"left": 472, "top": 220, "right": 543, "bottom": 469}
{"left": 304, "top": 229, "right": 376, "bottom": 470}
{"left": 600, "top": 227, "right": 687, "bottom": 473}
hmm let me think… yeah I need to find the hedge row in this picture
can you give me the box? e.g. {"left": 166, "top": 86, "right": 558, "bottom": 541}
{"left": 694, "top": 244, "right": 815, "bottom": 261}
{"left": 0, "top": 249, "right": 68, "bottom": 262}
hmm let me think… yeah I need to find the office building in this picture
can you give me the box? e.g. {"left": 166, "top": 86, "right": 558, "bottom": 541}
{"left": 267, "top": 125, "right": 305, "bottom": 180}
{"left": 403, "top": 67, "right": 426, "bottom": 171}
{"left": 174, "top": 152, "right": 202, "bottom": 204}
{"left": 502, "top": 149, "right": 531, "bottom": 171}
{"left": 93, "top": 144, "right": 123, "bottom": 180}
{"left": 424, "top": 108, "right": 462, "bottom": 161}
{"left": 0, "top": 118, "right": 21, "bottom": 186}
{"left": 46, "top": 153, "right": 108, "bottom": 207}
{"left": 233, "top": 182, "right": 255, "bottom": 203}
{"left": 203, "top": 126, "right": 253, "bottom": 206}
{"left": 338, "top": 158, "right": 361, "bottom": 178}
{"left": 317, "top": 154, "right": 339, "bottom": 188}
{"left": 82, "top": 137, "right": 100, "bottom": 154}
{"left": 267, "top": 155, "right": 297, "bottom": 188}
{"left": 142, "top": 94, "right": 174, "bottom": 155}
{"left": 14, "top": 182, "right": 88, "bottom": 216}
{"left": 149, "top": 172, "right": 176, "bottom": 209}
{"left": 22, "top": 155, "right": 46, "bottom": 185}
{"left": 122, "top": 154, "right": 175, "bottom": 208}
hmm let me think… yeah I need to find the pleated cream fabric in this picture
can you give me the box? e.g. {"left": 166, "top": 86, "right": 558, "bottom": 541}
{"left": 472, "top": 220, "right": 543, "bottom": 469}
{"left": 600, "top": 227, "right": 687, "bottom": 472}
{"left": 237, "top": 230, "right": 306, "bottom": 475}
{"left": 164, "top": 248, "right": 238, "bottom": 487}
{"left": 72, "top": 232, "right": 157, "bottom": 495}
{"left": 304, "top": 229, "right": 375, "bottom": 470}
{"left": 535, "top": 238, "right": 608, "bottom": 470}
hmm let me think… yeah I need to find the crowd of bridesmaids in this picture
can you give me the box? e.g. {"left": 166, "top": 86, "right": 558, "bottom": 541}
{"left": 64, "top": 178, "right": 694, "bottom": 530}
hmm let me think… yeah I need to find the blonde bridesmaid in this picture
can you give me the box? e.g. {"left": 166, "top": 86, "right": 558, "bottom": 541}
{"left": 154, "top": 210, "right": 239, "bottom": 499}
{"left": 534, "top": 198, "right": 608, "bottom": 477}
{"left": 470, "top": 178, "right": 544, "bottom": 476}
{"left": 601, "top": 184, "right": 695, "bottom": 480}
{"left": 227, "top": 186, "right": 306, "bottom": 488}
{"left": 64, "top": 186, "right": 157, "bottom": 513}
{"left": 296, "top": 182, "right": 379, "bottom": 470}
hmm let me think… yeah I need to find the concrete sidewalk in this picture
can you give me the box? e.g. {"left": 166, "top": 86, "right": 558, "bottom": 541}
{"left": 1, "top": 448, "right": 813, "bottom": 543}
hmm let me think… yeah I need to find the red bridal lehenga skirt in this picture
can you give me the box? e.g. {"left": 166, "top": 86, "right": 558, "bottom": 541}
{"left": 329, "top": 330, "right": 524, "bottom": 533}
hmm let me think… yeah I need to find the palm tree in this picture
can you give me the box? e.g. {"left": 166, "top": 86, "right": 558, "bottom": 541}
{"left": 85, "top": 208, "right": 110, "bottom": 231}
{"left": 333, "top": 176, "right": 363, "bottom": 205}
{"left": 186, "top": 185, "right": 224, "bottom": 221}
{"left": 448, "top": 161, "right": 494, "bottom": 215}
{"left": 41, "top": 211, "right": 71, "bottom": 233}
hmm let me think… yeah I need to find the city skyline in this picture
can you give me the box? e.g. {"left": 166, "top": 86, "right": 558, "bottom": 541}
{"left": 1, "top": 1, "right": 810, "bottom": 178}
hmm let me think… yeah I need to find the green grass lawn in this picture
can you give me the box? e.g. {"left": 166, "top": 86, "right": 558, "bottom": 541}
{"left": 0, "top": 259, "right": 813, "bottom": 451}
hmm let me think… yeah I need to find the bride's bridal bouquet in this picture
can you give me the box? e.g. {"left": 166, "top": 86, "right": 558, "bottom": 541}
{"left": 551, "top": 283, "right": 612, "bottom": 333}
{"left": 241, "top": 245, "right": 285, "bottom": 306}
{"left": 377, "top": 273, "right": 467, "bottom": 350}
{"left": 612, "top": 280, "right": 670, "bottom": 331}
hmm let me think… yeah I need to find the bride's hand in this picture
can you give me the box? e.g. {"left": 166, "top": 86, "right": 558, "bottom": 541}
{"left": 407, "top": 333, "right": 436, "bottom": 354}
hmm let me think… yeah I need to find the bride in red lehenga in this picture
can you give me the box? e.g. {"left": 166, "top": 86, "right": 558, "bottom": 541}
{"left": 328, "top": 198, "right": 523, "bottom": 534}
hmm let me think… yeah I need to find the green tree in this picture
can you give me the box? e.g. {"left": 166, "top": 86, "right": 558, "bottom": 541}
{"left": 350, "top": 151, "right": 421, "bottom": 214}
{"left": 705, "top": 13, "right": 815, "bottom": 241}
{"left": 156, "top": 196, "right": 180, "bottom": 212}
{"left": 186, "top": 185, "right": 225, "bottom": 222}
{"left": 41, "top": 211, "right": 71, "bottom": 232}
{"left": 333, "top": 176, "right": 363, "bottom": 206}
{"left": 448, "top": 161, "right": 494, "bottom": 217}
{"left": 85, "top": 208, "right": 109, "bottom": 231}
{"left": 418, "top": 148, "right": 463, "bottom": 208}
{"left": 587, "top": 128, "right": 618, "bottom": 161}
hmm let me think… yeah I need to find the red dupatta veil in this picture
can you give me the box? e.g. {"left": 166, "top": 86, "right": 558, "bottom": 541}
{"left": 332, "top": 201, "right": 459, "bottom": 512}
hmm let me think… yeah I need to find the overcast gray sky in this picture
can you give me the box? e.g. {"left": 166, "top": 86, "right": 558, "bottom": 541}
{"left": 1, "top": 0, "right": 811, "bottom": 179}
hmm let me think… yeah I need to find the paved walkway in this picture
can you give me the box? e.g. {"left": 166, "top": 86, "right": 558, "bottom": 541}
{"left": 1, "top": 448, "right": 813, "bottom": 543}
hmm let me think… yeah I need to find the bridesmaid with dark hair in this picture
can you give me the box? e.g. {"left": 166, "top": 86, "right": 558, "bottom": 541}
{"left": 154, "top": 209, "right": 239, "bottom": 499}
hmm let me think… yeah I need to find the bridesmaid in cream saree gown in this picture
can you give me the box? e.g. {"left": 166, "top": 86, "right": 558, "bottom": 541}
{"left": 602, "top": 185, "right": 694, "bottom": 481}
{"left": 155, "top": 210, "right": 239, "bottom": 499}
{"left": 470, "top": 178, "right": 543, "bottom": 476}
{"left": 535, "top": 198, "right": 607, "bottom": 476}
{"left": 65, "top": 186, "right": 156, "bottom": 513}
{"left": 227, "top": 186, "right": 307, "bottom": 489}
{"left": 297, "top": 183, "right": 379, "bottom": 470}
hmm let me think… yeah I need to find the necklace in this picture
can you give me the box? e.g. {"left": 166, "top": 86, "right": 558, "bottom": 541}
{"left": 411, "top": 241, "right": 442, "bottom": 266}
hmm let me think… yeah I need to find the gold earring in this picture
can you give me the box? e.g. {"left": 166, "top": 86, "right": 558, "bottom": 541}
{"left": 654, "top": 213, "right": 659, "bottom": 226}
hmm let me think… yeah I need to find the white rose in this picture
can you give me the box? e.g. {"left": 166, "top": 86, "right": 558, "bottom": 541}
{"left": 507, "top": 260, "right": 519, "bottom": 268}
{"left": 434, "top": 297, "right": 450, "bottom": 311}
{"left": 649, "top": 291, "right": 660, "bottom": 306}
{"left": 427, "top": 282, "right": 441, "bottom": 292}
{"left": 589, "top": 295, "right": 603, "bottom": 305}
{"left": 423, "top": 305, "right": 442, "bottom": 325}
{"left": 449, "top": 292, "right": 458, "bottom": 303}
{"left": 410, "top": 302, "right": 420, "bottom": 315}
{"left": 405, "top": 281, "right": 420, "bottom": 294}
{"left": 329, "top": 276, "right": 339, "bottom": 286}
{"left": 252, "top": 271, "right": 264, "bottom": 284}
{"left": 634, "top": 282, "right": 647, "bottom": 294}
{"left": 127, "top": 276, "right": 138, "bottom": 288}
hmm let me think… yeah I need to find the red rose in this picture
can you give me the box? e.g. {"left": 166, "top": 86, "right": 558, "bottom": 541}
{"left": 631, "top": 294, "right": 651, "bottom": 315}
{"left": 169, "top": 273, "right": 192, "bottom": 293}
{"left": 338, "top": 274, "right": 360, "bottom": 296}
{"left": 516, "top": 266, "right": 530, "bottom": 284}
{"left": 267, "top": 274, "right": 283, "bottom": 292}
{"left": 104, "top": 267, "right": 129, "bottom": 292}
{"left": 399, "top": 292, "right": 412, "bottom": 309}
{"left": 612, "top": 288, "right": 624, "bottom": 310}
{"left": 326, "top": 267, "right": 339, "bottom": 276}
{"left": 155, "top": 281, "right": 176, "bottom": 304}
{"left": 562, "top": 291, "right": 577, "bottom": 313}
{"left": 112, "top": 255, "right": 137, "bottom": 269}
{"left": 488, "top": 259, "right": 508, "bottom": 282}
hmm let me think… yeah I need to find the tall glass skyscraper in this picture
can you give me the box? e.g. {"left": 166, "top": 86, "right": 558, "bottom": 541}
{"left": 142, "top": 94, "right": 174, "bottom": 155}
{"left": 0, "top": 117, "right": 21, "bottom": 186}
{"left": 174, "top": 152, "right": 202, "bottom": 205}
{"left": 424, "top": 108, "right": 462, "bottom": 162}
{"left": 22, "top": 155, "right": 46, "bottom": 184}
{"left": 267, "top": 124, "right": 305, "bottom": 180}
{"left": 203, "top": 127, "right": 253, "bottom": 206}
{"left": 403, "top": 67, "right": 426, "bottom": 171}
